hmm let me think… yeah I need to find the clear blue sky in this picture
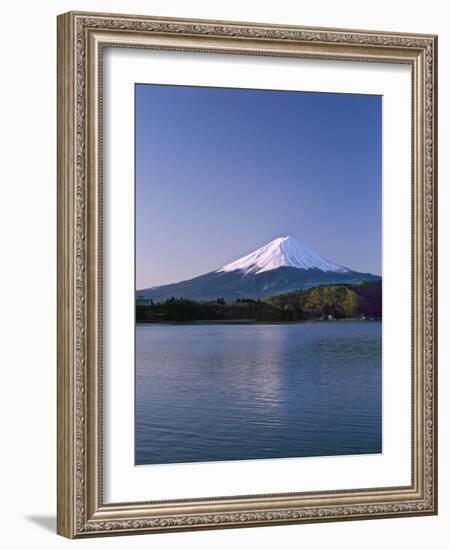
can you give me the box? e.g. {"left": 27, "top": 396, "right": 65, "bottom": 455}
{"left": 136, "top": 84, "right": 382, "bottom": 289}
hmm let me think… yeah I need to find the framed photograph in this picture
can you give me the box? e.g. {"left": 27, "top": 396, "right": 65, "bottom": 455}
{"left": 57, "top": 11, "right": 438, "bottom": 538}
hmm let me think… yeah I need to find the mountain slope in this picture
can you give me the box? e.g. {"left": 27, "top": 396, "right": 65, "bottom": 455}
{"left": 138, "top": 236, "right": 380, "bottom": 303}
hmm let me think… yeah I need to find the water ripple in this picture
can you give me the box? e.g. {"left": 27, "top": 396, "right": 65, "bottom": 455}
{"left": 136, "top": 321, "right": 381, "bottom": 465}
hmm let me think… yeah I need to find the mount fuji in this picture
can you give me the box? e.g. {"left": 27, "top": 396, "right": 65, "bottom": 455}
{"left": 137, "top": 236, "right": 380, "bottom": 303}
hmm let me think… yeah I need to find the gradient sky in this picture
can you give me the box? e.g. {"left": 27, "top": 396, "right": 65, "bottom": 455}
{"left": 136, "top": 84, "right": 382, "bottom": 289}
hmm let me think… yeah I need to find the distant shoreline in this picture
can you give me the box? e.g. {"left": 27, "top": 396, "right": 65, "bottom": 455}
{"left": 136, "top": 318, "right": 382, "bottom": 326}
{"left": 136, "top": 281, "right": 382, "bottom": 324}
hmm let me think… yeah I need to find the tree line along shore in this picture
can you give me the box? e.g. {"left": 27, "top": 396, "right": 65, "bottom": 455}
{"left": 136, "top": 280, "right": 381, "bottom": 323}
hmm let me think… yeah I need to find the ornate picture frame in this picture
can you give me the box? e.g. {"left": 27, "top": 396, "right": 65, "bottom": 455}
{"left": 57, "top": 11, "right": 437, "bottom": 538}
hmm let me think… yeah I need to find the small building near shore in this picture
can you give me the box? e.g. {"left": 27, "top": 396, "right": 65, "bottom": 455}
{"left": 136, "top": 295, "right": 152, "bottom": 306}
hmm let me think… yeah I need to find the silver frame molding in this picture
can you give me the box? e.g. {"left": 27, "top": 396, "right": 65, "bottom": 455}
{"left": 57, "top": 11, "right": 438, "bottom": 538}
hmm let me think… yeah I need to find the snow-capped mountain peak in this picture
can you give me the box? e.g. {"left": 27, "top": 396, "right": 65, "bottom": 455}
{"left": 218, "top": 236, "right": 349, "bottom": 275}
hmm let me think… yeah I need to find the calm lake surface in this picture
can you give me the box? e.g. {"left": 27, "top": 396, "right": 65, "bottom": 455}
{"left": 136, "top": 321, "right": 381, "bottom": 465}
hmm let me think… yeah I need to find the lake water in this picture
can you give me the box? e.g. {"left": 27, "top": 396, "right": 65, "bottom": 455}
{"left": 136, "top": 321, "right": 381, "bottom": 465}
